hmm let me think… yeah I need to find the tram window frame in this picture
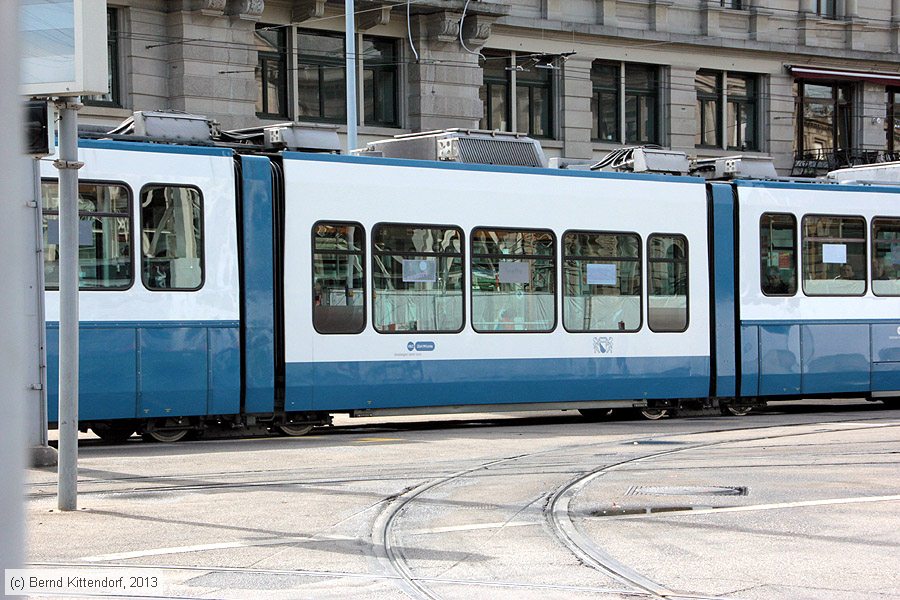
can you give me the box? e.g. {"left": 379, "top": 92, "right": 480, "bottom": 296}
{"left": 139, "top": 183, "right": 206, "bottom": 292}
{"left": 371, "top": 222, "right": 465, "bottom": 334}
{"left": 470, "top": 227, "right": 557, "bottom": 334}
{"left": 41, "top": 179, "right": 134, "bottom": 292}
{"left": 759, "top": 213, "right": 798, "bottom": 297}
{"left": 871, "top": 216, "right": 900, "bottom": 297}
{"left": 647, "top": 233, "right": 689, "bottom": 333}
{"left": 801, "top": 214, "right": 867, "bottom": 297}
{"left": 311, "top": 221, "right": 367, "bottom": 335}
{"left": 562, "top": 230, "right": 643, "bottom": 333}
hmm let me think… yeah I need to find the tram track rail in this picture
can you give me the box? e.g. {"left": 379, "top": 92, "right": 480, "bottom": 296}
{"left": 371, "top": 417, "right": 900, "bottom": 600}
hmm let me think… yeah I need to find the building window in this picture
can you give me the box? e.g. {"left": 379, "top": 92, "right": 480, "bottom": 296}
{"left": 760, "top": 213, "right": 797, "bottom": 296}
{"left": 312, "top": 222, "right": 365, "bottom": 334}
{"left": 590, "top": 62, "right": 660, "bottom": 145}
{"left": 41, "top": 181, "right": 132, "bottom": 290}
{"left": 794, "top": 81, "right": 852, "bottom": 161}
{"left": 296, "top": 31, "right": 400, "bottom": 127}
{"left": 721, "top": 0, "right": 743, "bottom": 7}
{"left": 563, "top": 231, "right": 641, "bottom": 333}
{"left": 297, "top": 30, "right": 347, "bottom": 122}
{"left": 372, "top": 224, "right": 463, "bottom": 333}
{"left": 871, "top": 218, "right": 900, "bottom": 296}
{"left": 887, "top": 89, "right": 900, "bottom": 158}
{"left": 647, "top": 234, "right": 688, "bottom": 332}
{"left": 363, "top": 38, "right": 399, "bottom": 128}
{"left": 695, "top": 71, "right": 758, "bottom": 150}
{"left": 255, "top": 25, "right": 288, "bottom": 118}
{"left": 727, "top": 74, "right": 758, "bottom": 151}
{"left": 801, "top": 215, "right": 866, "bottom": 296}
{"left": 471, "top": 228, "right": 556, "bottom": 332}
{"left": 480, "top": 52, "right": 509, "bottom": 131}
{"left": 479, "top": 52, "right": 554, "bottom": 138}
{"left": 591, "top": 62, "right": 619, "bottom": 142}
{"left": 816, "top": 0, "right": 837, "bottom": 18}
{"left": 83, "top": 7, "right": 120, "bottom": 107}
{"left": 696, "top": 71, "right": 721, "bottom": 147}
{"left": 140, "top": 185, "right": 204, "bottom": 291}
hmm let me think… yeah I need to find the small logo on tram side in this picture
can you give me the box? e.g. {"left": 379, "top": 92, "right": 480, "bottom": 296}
{"left": 896, "top": 326, "right": 900, "bottom": 336}
{"left": 407, "top": 342, "right": 415, "bottom": 351}
{"left": 415, "top": 341, "right": 435, "bottom": 351}
{"left": 593, "top": 337, "right": 614, "bottom": 354}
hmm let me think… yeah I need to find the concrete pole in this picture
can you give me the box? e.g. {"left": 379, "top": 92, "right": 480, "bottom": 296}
{"left": 54, "top": 97, "right": 82, "bottom": 512}
{"left": 0, "top": 0, "right": 29, "bottom": 575}
{"left": 345, "top": 0, "right": 358, "bottom": 153}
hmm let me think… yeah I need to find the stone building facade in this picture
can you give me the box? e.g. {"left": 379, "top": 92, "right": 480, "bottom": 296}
{"left": 83, "top": 0, "right": 900, "bottom": 175}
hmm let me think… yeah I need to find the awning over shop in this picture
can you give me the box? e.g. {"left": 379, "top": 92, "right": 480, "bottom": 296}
{"left": 787, "top": 65, "right": 900, "bottom": 87}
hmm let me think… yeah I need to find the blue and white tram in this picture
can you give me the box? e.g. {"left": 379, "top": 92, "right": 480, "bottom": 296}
{"left": 37, "top": 137, "right": 900, "bottom": 442}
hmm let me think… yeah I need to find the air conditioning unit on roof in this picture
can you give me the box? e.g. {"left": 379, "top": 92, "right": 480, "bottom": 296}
{"left": 358, "top": 129, "right": 547, "bottom": 168}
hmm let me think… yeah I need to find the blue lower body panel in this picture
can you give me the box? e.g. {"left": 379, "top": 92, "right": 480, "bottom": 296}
{"left": 800, "top": 324, "right": 869, "bottom": 394}
{"left": 285, "top": 356, "right": 710, "bottom": 412}
{"left": 742, "top": 320, "right": 900, "bottom": 398}
{"left": 46, "top": 321, "right": 240, "bottom": 423}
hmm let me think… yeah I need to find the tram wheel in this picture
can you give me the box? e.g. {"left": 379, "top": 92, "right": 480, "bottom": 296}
{"left": 720, "top": 403, "right": 752, "bottom": 416}
{"left": 277, "top": 423, "right": 314, "bottom": 437}
{"left": 141, "top": 429, "right": 190, "bottom": 443}
{"left": 578, "top": 408, "right": 615, "bottom": 420}
{"left": 639, "top": 408, "right": 670, "bottom": 420}
{"left": 91, "top": 422, "right": 137, "bottom": 444}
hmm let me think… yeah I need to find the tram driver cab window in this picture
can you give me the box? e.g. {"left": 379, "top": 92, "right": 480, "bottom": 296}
{"left": 140, "top": 185, "right": 204, "bottom": 291}
{"left": 312, "top": 222, "right": 366, "bottom": 334}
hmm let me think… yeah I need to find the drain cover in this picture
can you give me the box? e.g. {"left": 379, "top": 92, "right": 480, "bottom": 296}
{"left": 627, "top": 485, "right": 748, "bottom": 496}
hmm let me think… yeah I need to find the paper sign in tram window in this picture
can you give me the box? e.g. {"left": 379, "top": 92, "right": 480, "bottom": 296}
{"left": 822, "top": 243, "right": 847, "bottom": 264}
{"left": 498, "top": 261, "right": 530, "bottom": 284}
{"left": 46, "top": 219, "right": 94, "bottom": 247}
{"left": 587, "top": 263, "right": 617, "bottom": 285}
{"left": 402, "top": 258, "right": 437, "bottom": 283}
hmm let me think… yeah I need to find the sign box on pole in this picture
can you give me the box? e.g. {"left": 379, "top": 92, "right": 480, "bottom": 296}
{"left": 20, "top": 0, "right": 108, "bottom": 97}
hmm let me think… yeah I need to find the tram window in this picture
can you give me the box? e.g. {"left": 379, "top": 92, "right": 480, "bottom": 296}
{"left": 872, "top": 217, "right": 900, "bottom": 296}
{"left": 470, "top": 228, "right": 556, "bottom": 333}
{"left": 312, "top": 222, "right": 366, "bottom": 334}
{"left": 648, "top": 234, "right": 688, "bottom": 332}
{"left": 759, "top": 213, "right": 797, "bottom": 296}
{"left": 140, "top": 185, "right": 203, "bottom": 291}
{"left": 562, "top": 231, "right": 641, "bottom": 333}
{"left": 372, "top": 224, "right": 464, "bottom": 333}
{"left": 802, "top": 215, "right": 866, "bottom": 296}
{"left": 41, "top": 180, "right": 132, "bottom": 290}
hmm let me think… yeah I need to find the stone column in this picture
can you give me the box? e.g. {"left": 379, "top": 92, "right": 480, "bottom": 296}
{"left": 650, "top": 0, "right": 673, "bottom": 32}
{"left": 407, "top": 12, "right": 493, "bottom": 131}
{"left": 560, "top": 56, "right": 594, "bottom": 159}
{"left": 597, "top": 0, "right": 617, "bottom": 27}
{"left": 668, "top": 65, "right": 697, "bottom": 153}
{"left": 799, "top": 0, "right": 815, "bottom": 13}
{"left": 892, "top": 0, "right": 900, "bottom": 52}
{"left": 166, "top": 0, "right": 263, "bottom": 129}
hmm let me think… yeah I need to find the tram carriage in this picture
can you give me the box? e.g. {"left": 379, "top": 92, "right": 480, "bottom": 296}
{"left": 38, "top": 120, "right": 900, "bottom": 442}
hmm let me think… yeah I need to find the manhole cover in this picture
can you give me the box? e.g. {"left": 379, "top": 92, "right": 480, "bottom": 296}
{"left": 627, "top": 485, "right": 748, "bottom": 496}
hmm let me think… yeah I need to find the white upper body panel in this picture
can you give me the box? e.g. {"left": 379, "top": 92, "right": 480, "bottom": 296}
{"left": 41, "top": 144, "right": 239, "bottom": 322}
{"left": 283, "top": 157, "right": 711, "bottom": 364}
{"left": 738, "top": 183, "right": 900, "bottom": 322}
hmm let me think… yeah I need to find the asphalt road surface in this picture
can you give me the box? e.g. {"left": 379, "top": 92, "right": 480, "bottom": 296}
{"left": 23, "top": 399, "right": 900, "bottom": 599}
